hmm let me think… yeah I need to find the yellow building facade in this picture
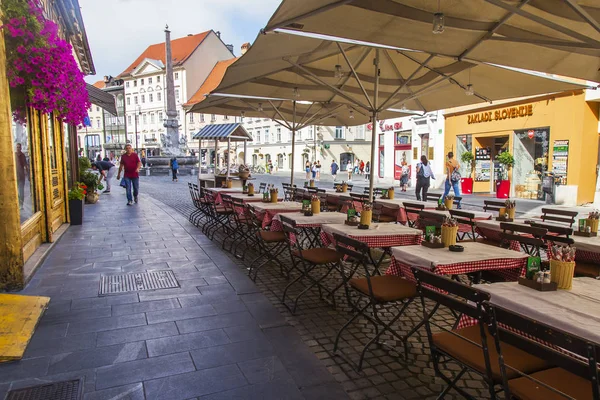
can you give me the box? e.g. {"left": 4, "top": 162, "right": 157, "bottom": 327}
{"left": 444, "top": 90, "right": 599, "bottom": 205}
{"left": 0, "top": 1, "right": 94, "bottom": 290}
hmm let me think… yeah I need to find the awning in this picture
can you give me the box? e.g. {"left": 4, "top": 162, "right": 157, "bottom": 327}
{"left": 264, "top": 0, "right": 600, "bottom": 83}
{"left": 193, "top": 123, "right": 252, "bottom": 141}
{"left": 86, "top": 84, "right": 117, "bottom": 116}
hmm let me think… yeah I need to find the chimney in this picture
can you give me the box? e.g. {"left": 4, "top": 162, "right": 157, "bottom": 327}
{"left": 215, "top": 31, "right": 221, "bottom": 38}
{"left": 226, "top": 44, "right": 234, "bottom": 54}
{"left": 241, "top": 42, "right": 251, "bottom": 55}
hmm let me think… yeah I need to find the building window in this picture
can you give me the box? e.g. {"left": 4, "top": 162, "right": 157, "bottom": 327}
{"left": 200, "top": 114, "right": 205, "bottom": 123}
{"left": 141, "top": 95, "right": 145, "bottom": 104}
{"left": 265, "top": 128, "right": 270, "bottom": 142}
{"left": 141, "top": 78, "right": 144, "bottom": 85}
{"left": 277, "top": 128, "right": 281, "bottom": 142}
{"left": 149, "top": 94, "right": 153, "bottom": 102}
{"left": 175, "top": 89, "right": 180, "bottom": 101}
{"left": 148, "top": 77, "right": 152, "bottom": 84}
{"left": 150, "top": 113, "right": 155, "bottom": 124}
{"left": 142, "top": 114, "right": 147, "bottom": 124}
{"left": 189, "top": 113, "right": 194, "bottom": 123}
{"left": 356, "top": 125, "right": 366, "bottom": 140}
{"left": 288, "top": 130, "right": 293, "bottom": 142}
{"left": 174, "top": 72, "right": 179, "bottom": 80}
{"left": 96, "top": 118, "right": 101, "bottom": 128}
{"left": 158, "top": 111, "right": 163, "bottom": 121}
{"left": 157, "top": 92, "right": 162, "bottom": 102}
{"left": 157, "top": 76, "right": 161, "bottom": 83}
{"left": 223, "top": 114, "right": 229, "bottom": 120}
{"left": 134, "top": 96, "right": 138, "bottom": 104}
{"left": 96, "top": 106, "right": 100, "bottom": 112}
{"left": 127, "top": 97, "right": 131, "bottom": 106}
{"left": 257, "top": 130, "right": 261, "bottom": 142}
{"left": 127, "top": 115, "right": 132, "bottom": 125}
{"left": 335, "top": 126, "right": 344, "bottom": 139}
{"left": 211, "top": 114, "right": 216, "bottom": 122}
{"left": 177, "top": 110, "right": 181, "bottom": 120}
{"left": 126, "top": 82, "right": 130, "bottom": 88}
{"left": 133, "top": 80, "right": 137, "bottom": 87}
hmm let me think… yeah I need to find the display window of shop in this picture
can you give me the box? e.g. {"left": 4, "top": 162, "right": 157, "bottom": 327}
{"left": 456, "top": 135, "right": 473, "bottom": 177}
{"left": 340, "top": 152, "right": 354, "bottom": 172}
{"left": 393, "top": 130, "right": 412, "bottom": 180}
{"left": 378, "top": 134, "right": 384, "bottom": 178}
{"left": 513, "top": 127, "right": 549, "bottom": 200}
{"left": 12, "top": 120, "right": 37, "bottom": 224}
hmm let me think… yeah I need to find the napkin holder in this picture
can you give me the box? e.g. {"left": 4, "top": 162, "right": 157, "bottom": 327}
{"left": 574, "top": 230, "right": 597, "bottom": 237}
{"left": 303, "top": 210, "right": 314, "bottom": 217}
{"left": 421, "top": 241, "right": 444, "bottom": 249}
{"left": 496, "top": 216, "right": 514, "bottom": 222}
{"left": 517, "top": 277, "right": 557, "bottom": 292}
{"left": 345, "top": 220, "right": 359, "bottom": 226}
{"left": 357, "top": 224, "right": 370, "bottom": 230}
{"left": 435, "top": 205, "right": 447, "bottom": 211}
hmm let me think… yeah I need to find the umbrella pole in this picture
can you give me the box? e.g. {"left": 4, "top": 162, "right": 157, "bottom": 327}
{"left": 290, "top": 100, "right": 297, "bottom": 186}
{"left": 227, "top": 137, "right": 231, "bottom": 179}
{"left": 369, "top": 110, "right": 378, "bottom": 202}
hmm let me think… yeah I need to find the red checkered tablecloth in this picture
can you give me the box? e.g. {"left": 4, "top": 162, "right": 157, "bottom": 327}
{"left": 320, "top": 223, "right": 423, "bottom": 248}
{"left": 576, "top": 249, "right": 600, "bottom": 264}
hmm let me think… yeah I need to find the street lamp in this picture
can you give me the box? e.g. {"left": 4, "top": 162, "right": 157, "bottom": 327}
{"left": 134, "top": 105, "right": 141, "bottom": 151}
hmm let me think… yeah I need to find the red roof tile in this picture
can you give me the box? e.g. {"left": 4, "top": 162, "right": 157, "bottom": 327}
{"left": 184, "top": 57, "right": 238, "bottom": 107}
{"left": 120, "top": 31, "right": 211, "bottom": 77}
{"left": 92, "top": 80, "right": 105, "bottom": 89}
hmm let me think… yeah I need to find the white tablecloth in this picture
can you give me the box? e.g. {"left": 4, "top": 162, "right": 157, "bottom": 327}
{"left": 205, "top": 187, "right": 244, "bottom": 193}
{"left": 376, "top": 199, "right": 433, "bottom": 209}
{"left": 475, "top": 219, "right": 530, "bottom": 232}
{"left": 391, "top": 242, "right": 527, "bottom": 270}
{"left": 228, "top": 193, "right": 272, "bottom": 203}
{"left": 251, "top": 202, "right": 304, "bottom": 213}
{"left": 322, "top": 222, "right": 422, "bottom": 238}
{"left": 428, "top": 210, "right": 493, "bottom": 220}
{"left": 571, "top": 235, "right": 600, "bottom": 254}
{"left": 475, "top": 278, "right": 600, "bottom": 345}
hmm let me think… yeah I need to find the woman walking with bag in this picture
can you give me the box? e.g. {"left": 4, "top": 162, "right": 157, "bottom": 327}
{"left": 415, "top": 155, "right": 435, "bottom": 201}
{"left": 443, "top": 152, "right": 461, "bottom": 199}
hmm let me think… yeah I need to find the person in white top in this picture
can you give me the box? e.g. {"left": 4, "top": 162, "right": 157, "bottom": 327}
{"left": 415, "top": 155, "right": 435, "bottom": 201}
{"left": 347, "top": 160, "right": 353, "bottom": 181}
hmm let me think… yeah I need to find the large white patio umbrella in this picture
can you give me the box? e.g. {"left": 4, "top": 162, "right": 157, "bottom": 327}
{"left": 188, "top": 93, "right": 407, "bottom": 186}
{"left": 208, "top": 31, "right": 587, "bottom": 200}
{"left": 263, "top": 0, "right": 600, "bottom": 83}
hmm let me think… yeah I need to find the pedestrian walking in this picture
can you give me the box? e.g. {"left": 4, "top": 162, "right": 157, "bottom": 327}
{"left": 330, "top": 159, "right": 339, "bottom": 182}
{"left": 116, "top": 144, "right": 142, "bottom": 206}
{"left": 359, "top": 160, "right": 365, "bottom": 175}
{"left": 311, "top": 162, "right": 317, "bottom": 180}
{"left": 170, "top": 157, "right": 179, "bottom": 182}
{"left": 400, "top": 162, "right": 410, "bottom": 192}
{"left": 305, "top": 161, "right": 311, "bottom": 180}
{"left": 364, "top": 161, "right": 370, "bottom": 180}
{"left": 316, "top": 160, "right": 321, "bottom": 181}
{"left": 96, "top": 154, "right": 102, "bottom": 162}
{"left": 141, "top": 150, "right": 147, "bottom": 168}
{"left": 415, "top": 155, "right": 435, "bottom": 201}
{"left": 443, "top": 151, "right": 461, "bottom": 201}
{"left": 347, "top": 160, "right": 353, "bottom": 181}
{"left": 91, "top": 159, "right": 117, "bottom": 193}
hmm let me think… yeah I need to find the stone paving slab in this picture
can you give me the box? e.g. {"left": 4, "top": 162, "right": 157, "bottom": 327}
{"left": 0, "top": 190, "right": 350, "bottom": 400}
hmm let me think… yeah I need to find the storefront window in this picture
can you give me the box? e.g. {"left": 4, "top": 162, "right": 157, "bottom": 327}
{"left": 47, "top": 115, "right": 57, "bottom": 169}
{"left": 456, "top": 135, "right": 472, "bottom": 177}
{"left": 395, "top": 131, "right": 410, "bottom": 145}
{"left": 12, "top": 121, "right": 36, "bottom": 223}
{"left": 513, "top": 127, "right": 549, "bottom": 200}
{"left": 64, "top": 123, "right": 71, "bottom": 185}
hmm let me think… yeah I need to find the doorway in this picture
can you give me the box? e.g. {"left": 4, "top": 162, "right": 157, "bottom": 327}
{"left": 340, "top": 152, "right": 354, "bottom": 171}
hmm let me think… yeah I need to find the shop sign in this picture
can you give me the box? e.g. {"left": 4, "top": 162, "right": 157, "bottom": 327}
{"left": 367, "top": 121, "right": 402, "bottom": 131}
{"left": 467, "top": 104, "right": 533, "bottom": 124}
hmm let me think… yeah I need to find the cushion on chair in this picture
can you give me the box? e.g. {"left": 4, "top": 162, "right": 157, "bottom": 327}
{"left": 574, "top": 262, "right": 600, "bottom": 278}
{"left": 258, "top": 230, "right": 286, "bottom": 243}
{"left": 432, "top": 325, "right": 550, "bottom": 383}
{"left": 293, "top": 248, "right": 341, "bottom": 264}
{"left": 508, "top": 367, "right": 594, "bottom": 400}
{"left": 349, "top": 275, "right": 416, "bottom": 302}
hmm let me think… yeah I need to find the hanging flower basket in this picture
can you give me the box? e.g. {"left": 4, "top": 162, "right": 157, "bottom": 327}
{"left": 1, "top": 0, "right": 90, "bottom": 125}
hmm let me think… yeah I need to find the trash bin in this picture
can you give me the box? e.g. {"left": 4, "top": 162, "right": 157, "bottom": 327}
{"left": 542, "top": 173, "right": 555, "bottom": 204}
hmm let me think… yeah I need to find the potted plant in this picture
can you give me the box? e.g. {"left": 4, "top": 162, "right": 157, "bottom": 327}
{"left": 238, "top": 164, "right": 250, "bottom": 179}
{"left": 78, "top": 157, "right": 104, "bottom": 204}
{"left": 460, "top": 151, "right": 475, "bottom": 194}
{"left": 68, "top": 182, "right": 86, "bottom": 225}
{"left": 496, "top": 151, "right": 514, "bottom": 199}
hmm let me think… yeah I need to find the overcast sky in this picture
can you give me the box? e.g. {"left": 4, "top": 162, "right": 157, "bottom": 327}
{"left": 80, "top": 0, "right": 280, "bottom": 83}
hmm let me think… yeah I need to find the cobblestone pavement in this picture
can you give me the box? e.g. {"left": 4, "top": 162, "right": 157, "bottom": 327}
{"left": 140, "top": 175, "right": 492, "bottom": 400}
{"left": 0, "top": 191, "right": 351, "bottom": 400}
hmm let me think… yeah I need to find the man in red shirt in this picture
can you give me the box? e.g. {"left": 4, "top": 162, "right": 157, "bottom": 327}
{"left": 116, "top": 144, "right": 142, "bottom": 206}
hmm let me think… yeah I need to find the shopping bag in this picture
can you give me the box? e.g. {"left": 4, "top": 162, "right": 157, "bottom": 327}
{"left": 120, "top": 178, "right": 127, "bottom": 188}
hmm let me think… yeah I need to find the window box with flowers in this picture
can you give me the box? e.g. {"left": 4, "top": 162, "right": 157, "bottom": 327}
{"left": 1, "top": 0, "right": 90, "bottom": 125}
{"left": 68, "top": 182, "right": 86, "bottom": 225}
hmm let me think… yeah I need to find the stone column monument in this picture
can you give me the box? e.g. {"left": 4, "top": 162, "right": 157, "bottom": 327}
{"left": 163, "top": 25, "right": 182, "bottom": 156}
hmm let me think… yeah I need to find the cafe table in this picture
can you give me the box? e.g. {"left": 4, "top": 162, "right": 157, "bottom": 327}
{"left": 389, "top": 242, "right": 528, "bottom": 282}
{"left": 570, "top": 234, "right": 600, "bottom": 264}
{"left": 204, "top": 187, "right": 244, "bottom": 203}
{"left": 473, "top": 277, "right": 600, "bottom": 346}
{"left": 250, "top": 202, "right": 304, "bottom": 228}
{"left": 376, "top": 199, "right": 436, "bottom": 224}
{"left": 227, "top": 192, "right": 279, "bottom": 204}
{"left": 271, "top": 211, "right": 349, "bottom": 247}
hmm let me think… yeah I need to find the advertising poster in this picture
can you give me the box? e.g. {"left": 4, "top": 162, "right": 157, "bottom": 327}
{"left": 552, "top": 140, "right": 569, "bottom": 182}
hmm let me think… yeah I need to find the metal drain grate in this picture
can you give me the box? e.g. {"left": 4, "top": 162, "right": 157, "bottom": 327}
{"left": 99, "top": 270, "right": 179, "bottom": 296}
{"left": 6, "top": 379, "right": 83, "bottom": 400}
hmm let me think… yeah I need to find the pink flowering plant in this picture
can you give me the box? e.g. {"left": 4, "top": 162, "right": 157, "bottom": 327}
{"left": 1, "top": 0, "right": 90, "bottom": 125}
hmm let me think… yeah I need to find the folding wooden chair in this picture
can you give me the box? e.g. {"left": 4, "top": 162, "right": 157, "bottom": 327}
{"left": 425, "top": 193, "right": 442, "bottom": 203}
{"left": 245, "top": 205, "right": 288, "bottom": 281}
{"left": 483, "top": 200, "right": 508, "bottom": 214}
{"left": 416, "top": 210, "right": 446, "bottom": 231}
{"left": 403, "top": 202, "right": 425, "bottom": 228}
{"left": 363, "top": 187, "right": 383, "bottom": 197}
{"left": 280, "top": 214, "right": 342, "bottom": 314}
{"left": 258, "top": 182, "right": 267, "bottom": 193}
{"left": 333, "top": 233, "right": 418, "bottom": 371}
{"left": 203, "top": 191, "right": 234, "bottom": 241}
{"left": 412, "top": 267, "right": 550, "bottom": 400}
{"left": 349, "top": 193, "right": 369, "bottom": 210}
{"left": 372, "top": 202, "right": 398, "bottom": 223}
{"left": 499, "top": 222, "right": 547, "bottom": 256}
{"left": 486, "top": 302, "right": 600, "bottom": 400}
{"left": 540, "top": 208, "right": 578, "bottom": 228}
{"left": 450, "top": 209, "right": 478, "bottom": 241}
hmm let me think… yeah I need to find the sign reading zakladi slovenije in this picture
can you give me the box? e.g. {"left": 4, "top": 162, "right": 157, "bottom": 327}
{"left": 468, "top": 104, "right": 533, "bottom": 124}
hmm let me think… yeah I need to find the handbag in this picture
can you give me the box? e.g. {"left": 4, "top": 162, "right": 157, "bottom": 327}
{"left": 120, "top": 178, "right": 127, "bottom": 188}
{"left": 451, "top": 169, "right": 461, "bottom": 183}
